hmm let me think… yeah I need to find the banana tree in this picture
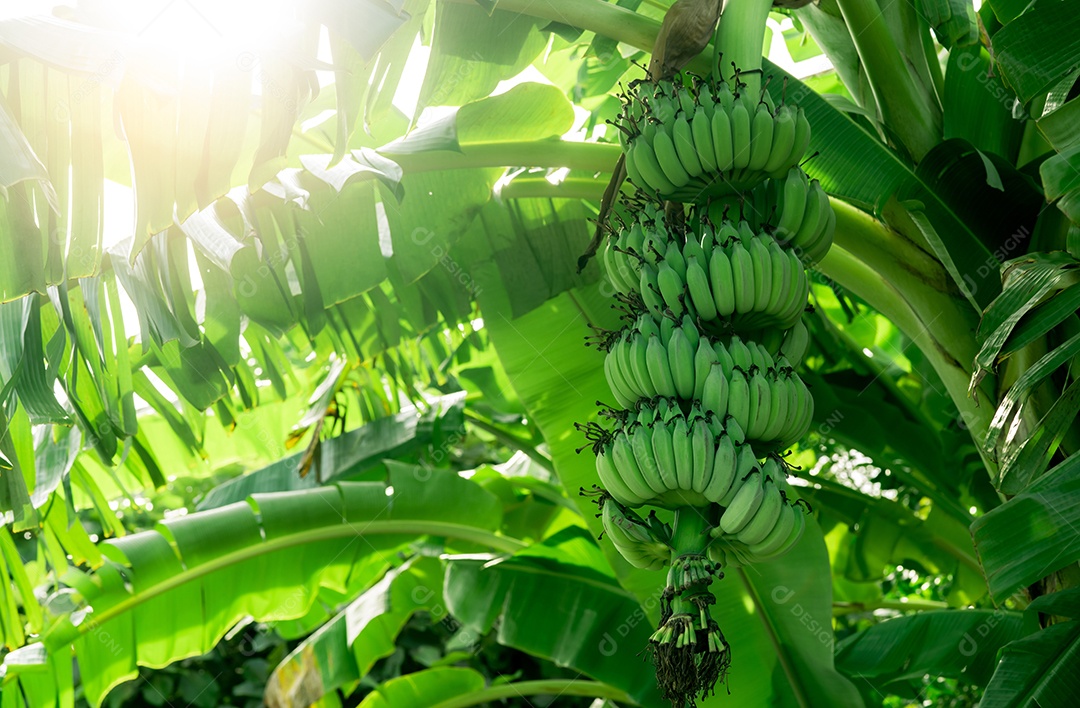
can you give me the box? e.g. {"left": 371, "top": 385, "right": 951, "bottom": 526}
{"left": 1, "top": 0, "right": 1079, "bottom": 705}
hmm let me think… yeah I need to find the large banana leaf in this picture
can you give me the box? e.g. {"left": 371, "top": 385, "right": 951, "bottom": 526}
{"left": 481, "top": 282, "right": 864, "bottom": 706}
{"left": 7, "top": 467, "right": 518, "bottom": 707}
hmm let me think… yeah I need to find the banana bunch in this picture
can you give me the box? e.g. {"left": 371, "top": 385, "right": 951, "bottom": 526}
{"left": 632, "top": 222, "right": 809, "bottom": 331}
{"left": 770, "top": 167, "right": 835, "bottom": 267}
{"left": 599, "top": 493, "right": 673, "bottom": 570}
{"left": 618, "top": 77, "right": 811, "bottom": 203}
{"left": 602, "top": 320, "right": 813, "bottom": 450}
{"left": 592, "top": 401, "right": 751, "bottom": 509}
{"left": 704, "top": 457, "right": 808, "bottom": 567}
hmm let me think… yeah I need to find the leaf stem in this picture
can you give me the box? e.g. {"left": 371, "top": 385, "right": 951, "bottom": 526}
{"left": 463, "top": 409, "right": 555, "bottom": 473}
{"left": 381, "top": 140, "right": 621, "bottom": 173}
{"left": 832, "top": 598, "right": 949, "bottom": 615}
{"left": 430, "top": 679, "right": 635, "bottom": 708}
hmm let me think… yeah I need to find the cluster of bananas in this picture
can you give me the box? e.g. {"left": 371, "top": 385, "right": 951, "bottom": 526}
{"left": 617, "top": 77, "right": 810, "bottom": 202}
{"left": 587, "top": 63, "right": 835, "bottom": 707}
{"left": 602, "top": 320, "right": 812, "bottom": 449}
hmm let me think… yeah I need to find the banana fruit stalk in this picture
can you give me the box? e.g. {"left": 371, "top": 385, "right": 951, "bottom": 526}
{"left": 584, "top": 59, "right": 835, "bottom": 707}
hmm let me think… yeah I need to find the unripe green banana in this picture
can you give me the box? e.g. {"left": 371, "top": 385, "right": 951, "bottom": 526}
{"left": 763, "top": 105, "right": 797, "bottom": 174}
{"left": 672, "top": 113, "right": 703, "bottom": 178}
{"left": 650, "top": 417, "right": 680, "bottom": 490}
{"left": 756, "top": 503, "right": 806, "bottom": 560}
{"left": 779, "top": 317, "right": 809, "bottom": 365}
{"left": 693, "top": 339, "right": 719, "bottom": 400}
{"left": 737, "top": 476, "right": 783, "bottom": 545}
{"left": 679, "top": 313, "right": 700, "bottom": 350}
{"left": 602, "top": 498, "right": 670, "bottom": 569}
{"left": 685, "top": 256, "right": 716, "bottom": 321}
{"left": 748, "top": 236, "right": 773, "bottom": 315}
{"left": 724, "top": 414, "right": 747, "bottom": 447}
{"left": 765, "top": 239, "right": 792, "bottom": 315}
{"left": 718, "top": 443, "right": 758, "bottom": 506}
{"left": 597, "top": 441, "right": 647, "bottom": 506}
{"left": 776, "top": 106, "right": 810, "bottom": 178}
{"left": 612, "top": 434, "right": 656, "bottom": 501}
{"left": 760, "top": 374, "right": 790, "bottom": 443}
{"left": 730, "top": 239, "right": 755, "bottom": 314}
{"left": 730, "top": 98, "right": 752, "bottom": 171}
{"left": 623, "top": 141, "right": 648, "bottom": 190}
{"left": 672, "top": 416, "right": 694, "bottom": 490}
{"left": 747, "top": 103, "right": 774, "bottom": 172}
{"left": 690, "top": 417, "right": 714, "bottom": 493}
{"left": 748, "top": 502, "right": 795, "bottom": 557}
{"left": 711, "top": 104, "right": 734, "bottom": 172}
{"left": 668, "top": 326, "right": 696, "bottom": 400}
{"left": 728, "top": 335, "right": 753, "bottom": 371}
{"left": 630, "top": 333, "right": 654, "bottom": 398}
{"left": 713, "top": 341, "right": 735, "bottom": 378}
{"left": 631, "top": 426, "right": 666, "bottom": 495}
{"left": 639, "top": 314, "right": 661, "bottom": 339}
{"left": 692, "top": 105, "right": 717, "bottom": 172}
{"left": 791, "top": 178, "right": 823, "bottom": 251}
{"left": 652, "top": 125, "right": 691, "bottom": 187}
{"left": 700, "top": 364, "right": 729, "bottom": 420}
{"left": 640, "top": 264, "right": 665, "bottom": 319}
{"left": 709, "top": 247, "right": 737, "bottom": 317}
{"left": 604, "top": 348, "right": 636, "bottom": 408}
{"left": 657, "top": 261, "right": 686, "bottom": 317}
{"left": 631, "top": 140, "right": 676, "bottom": 195}
{"left": 719, "top": 469, "right": 764, "bottom": 534}
{"left": 727, "top": 366, "right": 751, "bottom": 433}
{"left": 703, "top": 432, "right": 738, "bottom": 502}
{"left": 776, "top": 167, "right": 808, "bottom": 243}
{"left": 646, "top": 334, "right": 677, "bottom": 398}
{"left": 747, "top": 368, "right": 772, "bottom": 440}
{"left": 664, "top": 240, "right": 687, "bottom": 280}
{"left": 682, "top": 236, "right": 707, "bottom": 269}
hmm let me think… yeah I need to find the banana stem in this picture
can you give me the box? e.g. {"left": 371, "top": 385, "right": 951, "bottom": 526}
{"left": 713, "top": 0, "right": 775, "bottom": 96}
{"left": 670, "top": 507, "right": 711, "bottom": 556}
{"left": 832, "top": 0, "right": 941, "bottom": 160}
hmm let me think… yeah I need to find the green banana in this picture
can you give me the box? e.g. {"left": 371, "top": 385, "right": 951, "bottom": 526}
{"left": 765, "top": 238, "right": 792, "bottom": 315}
{"left": 728, "top": 335, "right": 753, "bottom": 371}
{"left": 604, "top": 349, "right": 635, "bottom": 408}
{"left": 719, "top": 443, "right": 758, "bottom": 506}
{"left": 646, "top": 334, "right": 677, "bottom": 398}
{"left": 736, "top": 476, "right": 783, "bottom": 545}
{"left": 597, "top": 442, "right": 647, "bottom": 506}
{"left": 730, "top": 239, "right": 755, "bottom": 314}
{"left": 746, "top": 368, "right": 772, "bottom": 440}
{"left": 748, "top": 236, "right": 772, "bottom": 315}
{"left": 776, "top": 167, "right": 808, "bottom": 243}
{"left": 756, "top": 503, "right": 805, "bottom": 559}
{"left": 702, "top": 433, "right": 738, "bottom": 502}
{"left": 672, "top": 113, "right": 703, "bottom": 178}
{"left": 653, "top": 125, "right": 691, "bottom": 187}
{"left": 719, "top": 469, "right": 764, "bottom": 534}
{"left": 709, "top": 247, "right": 737, "bottom": 317}
{"left": 747, "top": 103, "right": 774, "bottom": 172}
{"left": 690, "top": 418, "right": 712, "bottom": 493}
{"left": 692, "top": 106, "right": 717, "bottom": 172}
{"left": 701, "top": 364, "right": 729, "bottom": 420}
{"left": 640, "top": 264, "right": 665, "bottom": 319}
{"left": 693, "top": 339, "right": 719, "bottom": 400}
{"left": 657, "top": 261, "right": 686, "bottom": 317}
{"left": 727, "top": 366, "right": 750, "bottom": 433}
{"left": 685, "top": 256, "right": 717, "bottom": 321}
{"left": 630, "top": 333, "right": 654, "bottom": 398}
{"left": 651, "top": 417, "right": 680, "bottom": 490}
{"left": 632, "top": 427, "right": 666, "bottom": 495}
{"left": 632, "top": 140, "right": 676, "bottom": 195}
{"left": 711, "top": 104, "right": 734, "bottom": 172}
{"left": 672, "top": 416, "right": 694, "bottom": 490}
{"left": 612, "top": 434, "right": 656, "bottom": 501}
{"left": 763, "top": 105, "right": 796, "bottom": 174}
{"left": 748, "top": 502, "right": 795, "bottom": 557}
{"left": 730, "top": 99, "right": 752, "bottom": 171}
{"left": 668, "top": 326, "right": 696, "bottom": 400}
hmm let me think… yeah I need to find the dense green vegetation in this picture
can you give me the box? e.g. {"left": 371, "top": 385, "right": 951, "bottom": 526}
{"left": 1, "top": 0, "right": 1079, "bottom": 706}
